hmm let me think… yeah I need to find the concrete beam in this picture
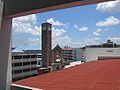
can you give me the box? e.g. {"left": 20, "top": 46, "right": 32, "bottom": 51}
{"left": 4, "top": 0, "right": 112, "bottom": 17}
{"left": 0, "top": 10, "right": 12, "bottom": 90}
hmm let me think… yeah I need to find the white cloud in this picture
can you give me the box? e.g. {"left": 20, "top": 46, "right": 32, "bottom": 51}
{"left": 74, "top": 24, "right": 78, "bottom": 29}
{"left": 13, "top": 14, "right": 36, "bottom": 24}
{"left": 13, "top": 16, "right": 100, "bottom": 48}
{"left": 96, "top": 0, "right": 120, "bottom": 13}
{"left": 81, "top": 37, "right": 101, "bottom": 46}
{"left": 52, "top": 27, "right": 66, "bottom": 38}
{"left": 93, "top": 28, "right": 102, "bottom": 36}
{"left": 96, "top": 28, "right": 102, "bottom": 32}
{"left": 13, "top": 15, "right": 69, "bottom": 48}
{"left": 104, "top": 28, "right": 109, "bottom": 31}
{"left": 28, "top": 38, "right": 40, "bottom": 45}
{"left": 94, "top": 37, "right": 100, "bottom": 41}
{"left": 74, "top": 24, "right": 88, "bottom": 32}
{"left": 79, "top": 26, "right": 88, "bottom": 31}
{"left": 93, "top": 32, "right": 100, "bottom": 36}
{"left": 12, "top": 14, "right": 41, "bottom": 35}
{"left": 12, "top": 14, "right": 42, "bottom": 48}
{"left": 52, "top": 35, "right": 72, "bottom": 48}
{"left": 14, "top": 37, "right": 40, "bottom": 46}
{"left": 51, "top": 27, "right": 72, "bottom": 48}
{"left": 47, "top": 18, "right": 66, "bottom": 26}
{"left": 96, "top": 16, "right": 120, "bottom": 27}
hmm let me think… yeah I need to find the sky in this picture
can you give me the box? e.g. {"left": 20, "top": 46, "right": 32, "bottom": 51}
{"left": 12, "top": 0, "right": 120, "bottom": 50}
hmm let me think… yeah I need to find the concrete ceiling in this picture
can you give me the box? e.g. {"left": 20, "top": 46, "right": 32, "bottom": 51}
{"left": 4, "top": 0, "right": 113, "bottom": 17}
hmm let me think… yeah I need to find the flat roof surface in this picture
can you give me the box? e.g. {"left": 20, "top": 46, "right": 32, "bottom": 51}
{"left": 14, "top": 59, "right": 120, "bottom": 90}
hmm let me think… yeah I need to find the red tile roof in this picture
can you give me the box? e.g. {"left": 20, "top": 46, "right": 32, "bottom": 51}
{"left": 14, "top": 59, "right": 120, "bottom": 90}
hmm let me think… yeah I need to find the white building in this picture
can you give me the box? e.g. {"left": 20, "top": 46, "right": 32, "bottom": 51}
{"left": 62, "top": 47, "right": 85, "bottom": 62}
{"left": 62, "top": 47, "right": 76, "bottom": 63}
{"left": 12, "top": 49, "right": 42, "bottom": 81}
{"left": 85, "top": 40, "right": 120, "bottom": 62}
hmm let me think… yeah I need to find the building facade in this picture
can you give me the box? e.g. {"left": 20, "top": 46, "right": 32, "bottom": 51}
{"left": 62, "top": 47, "right": 84, "bottom": 63}
{"left": 85, "top": 40, "right": 120, "bottom": 62}
{"left": 51, "top": 45, "right": 66, "bottom": 71}
{"left": 62, "top": 47, "right": 76, "bottom": 63}
{"left": 52, "top": 44, "right": 63, "bottom": 63}
{"left": 42, "top": 22, "right": 52, "bottom": 67}
{"left": 12, "top": 50, "right": 42, "bottom": 81}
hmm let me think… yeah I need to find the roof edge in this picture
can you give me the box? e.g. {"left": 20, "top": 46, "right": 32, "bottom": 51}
{"left": 12, "top": 84, "right": 42, "bottom": 90}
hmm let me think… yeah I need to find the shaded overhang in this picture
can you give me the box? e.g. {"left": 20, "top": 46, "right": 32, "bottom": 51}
{"left": 4, "top": 0, "right": 113, "bottom": 17}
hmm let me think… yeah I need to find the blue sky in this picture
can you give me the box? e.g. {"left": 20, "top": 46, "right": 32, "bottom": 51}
{"left": 12, "top": 0, "right": 120, "bottom": 50}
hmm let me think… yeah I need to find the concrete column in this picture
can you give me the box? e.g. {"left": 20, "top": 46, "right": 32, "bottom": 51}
{"left": 0, "top": 0, "right": 4, "bottom": 28}
{"left": 0, "top": 8, "right": 12, "bottom": 90}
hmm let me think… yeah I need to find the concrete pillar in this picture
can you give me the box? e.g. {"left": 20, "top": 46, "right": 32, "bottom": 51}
{"left": 0, "top": 0, "right": 4, "bottom": 28}
{"left": 0, "top": 1, "right": 12, "bottom": 89}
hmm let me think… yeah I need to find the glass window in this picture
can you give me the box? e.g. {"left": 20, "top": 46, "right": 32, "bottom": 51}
{"left": 23, "top": 62, "right": 30, "bottom": 65}
{"left": 23, "top": 55, "right": 30, "bottom": 59}
{"left": 23, "top": 68, "right": 30, "bottom": 72}
{"left": 37, "top": 55, "right": 42, "bottom": 58}
{"left": 14, "top": 63, "right": 22, "bottom": 67}
{"left": 31, "top": 55, "right": 37, "bottom": 58}
{"left": 14, "top": 56, "right": 22, "bottom": 59}
{"left": 31, "top": 67, "right": 37, "bottom": 71}
{"left": 31, "top": 61, "right": 37, "bottom": 65}
{"left": 14, "top": 70, "right": 22, "bottom": 74}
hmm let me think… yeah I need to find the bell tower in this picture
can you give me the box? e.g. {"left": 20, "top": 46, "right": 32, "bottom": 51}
{"left": 42, "top": 22, "right": 52, "bottom": 67}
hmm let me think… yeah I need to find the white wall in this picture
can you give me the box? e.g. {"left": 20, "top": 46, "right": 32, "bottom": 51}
{"left": 85, "top": 48, "right": 120, "bottom": 62}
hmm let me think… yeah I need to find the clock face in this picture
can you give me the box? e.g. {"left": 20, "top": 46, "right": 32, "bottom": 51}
{"left": 48, "top": 27, "right": 51, "bottom": 31}
{"left": 42, "top": 27, "right": 46, "bottom": 30}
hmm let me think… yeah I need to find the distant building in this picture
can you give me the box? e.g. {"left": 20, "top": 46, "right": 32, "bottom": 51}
{"left": 52, "top": 44, "right": 63, "bottom": 63}
{"left": 62, "top": 47, "right": 76, "bottom": 63}
{"left": 80, "top": 47, "right": 86, "bottom": 62}
{"left": 23, "top": 50, "right": 42, "bottom": 67}
{"left": 12, "top": 49, "right": 42, "bottom": 81}
{"left": 62, "top": 47, "right": 84, "bottom": 63}
{"left": 42, "top": 22, "right": 52, "bottom": 67}
{"left": 85, "top": 40, "right": 120, "bottom": 62}
{"left": 74, "top": 48, "right": 85, "bottom": 62}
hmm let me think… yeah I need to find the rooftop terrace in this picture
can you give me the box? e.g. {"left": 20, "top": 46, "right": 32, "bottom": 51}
{"left": 14, "top": 59, "right": 120, "bottom": 90}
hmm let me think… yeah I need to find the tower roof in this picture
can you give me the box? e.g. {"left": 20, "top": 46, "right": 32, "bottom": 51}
{"left": 42, "top": 22, "right": 52, "bottom": 25}
{"left": 52, "top": 44, "right": 63, "bottom": 51}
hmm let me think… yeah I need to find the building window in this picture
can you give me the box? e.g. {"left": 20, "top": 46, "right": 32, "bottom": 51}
{"left": 22, "top": 75, "right": 30, "bottom": 79}
{"left": 14, "top": 63, "right": 22, "bottom": 67}
{"left": 12, "top": 77, "right": 22, "bottom": 82}
{"left": 107, "top": 50, "right": 113, "bottom": 52}
{"left": 37, "top": 55, "right": 42, "bottom": 58}
{"left": 23, "top": 62, "right": 30, "bottom": 65}
{"left": 14, "top": 56, "right": 22, "bottom": 59}
{"left": 23, "top": 68, "right": 30, "bottom": 72}
{"left": 31, "top": 55, "right": 37, "bottom": 58}
{"left": 14, "top": 70, "right": 22, "bottom": 74}
{"left": 31, "top": 67, "right": 37, "bottom": 71}
{"left": 12, "top": 71, "right": 14, "bottom": 74}
{"left": 23, "top": 55, "right": 30, "bottom": 59}
{"left": 31, "top": 61, "right": 37, "bottom": 65}
{"left": 12, "top": 63, "right": 14, "bottom": 67}
{"left": 31, "top": 74, "right": 37, "bottom": 77}
{"left": 12, "top": 56, "right": 14, "bottom": 59}
{"left": 38, "top": 61, "right": 41, "bottom": 65}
